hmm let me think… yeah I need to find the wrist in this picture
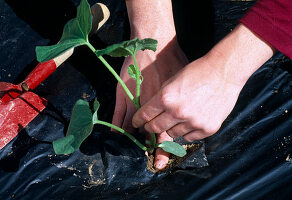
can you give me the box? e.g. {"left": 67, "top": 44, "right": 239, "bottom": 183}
{"left": 125, "top": 0, "right": 176, "bottom": 50}
{"left": 206, "top": 24, "right": 275, "bottom": 87}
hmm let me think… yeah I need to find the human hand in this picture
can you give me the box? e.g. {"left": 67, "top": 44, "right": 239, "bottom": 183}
{"left": 112, "top": 0, "right": 190, "bottom": 170}
{"left": 132, "top": 56, "right": 241, "bottom": 142}
{"left": 112, "top": 39, "right": 188, "bottom": 169}
{"left": 132, "top": 24, "right": 275, "bottom": 143}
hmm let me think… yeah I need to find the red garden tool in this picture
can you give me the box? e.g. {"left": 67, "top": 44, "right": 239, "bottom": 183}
{"left": 0, "top": 3, "right": 110, "bottom": 149}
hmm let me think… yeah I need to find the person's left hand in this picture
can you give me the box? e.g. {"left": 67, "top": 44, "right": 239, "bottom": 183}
{"left": 112, "top": 38, "right": 188, "bottom": 170}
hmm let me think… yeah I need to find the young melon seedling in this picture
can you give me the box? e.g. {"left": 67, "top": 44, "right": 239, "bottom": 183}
{"left": 36, "top": 0, "right": 186, "bottom": 158}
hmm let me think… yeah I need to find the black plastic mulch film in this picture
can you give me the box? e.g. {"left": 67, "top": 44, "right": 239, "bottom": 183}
{"left": 0, "top": 0, "right": 291, "bottom": 199}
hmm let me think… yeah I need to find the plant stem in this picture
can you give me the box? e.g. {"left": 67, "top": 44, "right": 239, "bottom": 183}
{"left": 133, "top": 56, "right": 141, "bottom": 108}
{"left": 94, "top": 120, "right": 148, "bottom": 151}
{"left": 149, "top": 133, "right": 156, "bottom": 149}
{"left": 132, "top": 56, "right": 157, "bottom": 150}
{"left": 87, "top": 43, "right": 157, "bottom": 152}
{"left": 86, "top": 43, "right": 139, "bottom": 109}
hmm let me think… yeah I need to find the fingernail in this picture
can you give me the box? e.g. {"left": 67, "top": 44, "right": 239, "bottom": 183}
{"left": 155, "top": 161, "right": 167, "bottom": 170}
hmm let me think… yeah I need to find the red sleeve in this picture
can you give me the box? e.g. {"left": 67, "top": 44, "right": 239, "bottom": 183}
{"left": 239, "top": 0, "right": 292, "bottom": 60}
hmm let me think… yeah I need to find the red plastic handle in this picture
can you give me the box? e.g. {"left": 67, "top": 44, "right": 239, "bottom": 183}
{"left": 21, "top": 60, "right": 57, "bottom": 91}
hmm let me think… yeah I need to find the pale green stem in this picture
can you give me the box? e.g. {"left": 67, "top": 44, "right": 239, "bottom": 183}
{"left": 95, "top": 120, "right": 148, "bottom": 151}
{"left": 149, "top": 132, "right": 157, "bottom": 149}
{"left": 86, "top": 43, "right": 139, "bottom": 109}
{"left": 87, "top": 42, "right": 157, "bottom": 151}
{"left": 133, "top": 56, "right": 141, "bottom": 108}
{"left": 133, "top": 56, "right": 156, "bottom": 149}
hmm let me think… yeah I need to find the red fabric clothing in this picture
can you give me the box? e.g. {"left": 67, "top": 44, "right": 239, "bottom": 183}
{"left": 240, "top": 0, "right": 292, "bottom": 59}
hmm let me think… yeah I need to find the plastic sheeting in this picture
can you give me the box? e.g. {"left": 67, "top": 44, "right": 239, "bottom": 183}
{"left": 0, "top": 0, "right": 291, "bottom": 199}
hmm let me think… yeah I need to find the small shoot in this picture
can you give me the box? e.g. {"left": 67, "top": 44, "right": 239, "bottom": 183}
{"left": 95, "top": 38, "right": 159, "bottom": 149}
{"left": 95, "top": 38, "right": 157, "bottom": 108}
{"left": 37, "top": 0, "right": 187, "bottom": 161}
{"left": 127, "top": 64, "right": 143, "bottom": 83}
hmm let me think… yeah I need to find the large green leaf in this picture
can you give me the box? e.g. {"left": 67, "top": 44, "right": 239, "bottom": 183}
{"left": 76, "top": 0, "right": 92, "bottom": 39}
{"left": 36, "top": 0, "right": 92, "bottom": 62}
{"left": 158, "top": 141, "right": 187, "bottom": 157}
{"left": 52, "top": 135, "right": 75, "bottom": 155}
{"left": 95, "top": 38, "right": 157, "bottom": 57}
{"left": 53, "top": 99, "right": 94, "bottom": 154}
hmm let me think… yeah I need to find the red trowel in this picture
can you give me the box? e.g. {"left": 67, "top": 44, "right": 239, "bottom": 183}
{"left": 0, "top": 3, "right": 110, "bottom": 149}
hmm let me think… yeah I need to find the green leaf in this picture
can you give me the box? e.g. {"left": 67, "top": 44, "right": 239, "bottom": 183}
{"left": 36, "top": 0, "right": 92, "bottom": 62}
{"left": 92, "top": 98, "right": 100, "bottom": 124}
{"left": 36, "top": 37, "right": 87, "bottom": 63}
{"left": 53, "top": 99, "right": 94, "bottom": 154}
{"left": 77, "top": 0, "right": 92, "bottom": 39}
{"left": 127, "top": 64, "right": 136, "bottom": 79}
{"left": 127, "top": 64, "right": 141, "bottom": 80}
{"left": 52, "top": 135, "right": 75, "bottom": 155}
{"left": 158, "top": 141, "right": 187, "bottom": 157}
{"left": 95, "top": 38, "right": 158, "bottom": 57}
{"left": 93, "top": 98, "right": 100, "bottom": 112}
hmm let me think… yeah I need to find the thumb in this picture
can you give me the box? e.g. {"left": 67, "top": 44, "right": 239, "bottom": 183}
{"left": 154, "top": 132, "right": 173, "bottom": 170}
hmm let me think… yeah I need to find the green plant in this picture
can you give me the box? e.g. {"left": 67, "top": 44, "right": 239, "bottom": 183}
{"left": 36, "top": 0, "right": 186, "bottom": 158}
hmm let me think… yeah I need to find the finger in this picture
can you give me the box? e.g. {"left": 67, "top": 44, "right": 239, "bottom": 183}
{"left": 154, "top": 132, "right": 172, "bottom": 170}
{"left": 111, "top": 94, "right": 127, "bottom": 133}
{"left": 132, "top": 92, "right": 165, "bottom": 128}
{"left": 144, "top": 112, "right": 181, "bottom": 134}
{"left": 166, "top": 122, "right": 194, "bottom": 138}
{"left": 122, "top": 104, "right": 137, "bottom": 133}
{"left": 183, "top": 130, "right": 206, "bottom": 142}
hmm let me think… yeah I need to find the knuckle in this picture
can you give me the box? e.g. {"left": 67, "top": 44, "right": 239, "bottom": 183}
{"left": 189, "top": 119, "right": 199, "bottom": 128}
{"left": 204, "top": 124, "right": 220, "bottom": 135}
{"left": 166, "top": 129, "right": 177, "bottom": 138}
{"left": 184, "top": 131, "right": 204, "bottom": 142}
{"left": 146, "top": 122, "right": 162, "bottom": 134}
{"left": 159, "top": 87, "right": 172, "bottom": 107}
{"left": 189, "top": 118, "right": 220, "bottom": 136}
{"left": 168, "top": 126, "right": 186, "bottom": 138}
{"left": 139, "top": 111, "right": 151, "bottom": 122}
{"left": 183, "top": 135, "right": 193, "bottom": 143}
{"left": 173, "top": 106, "right": 187, "bottom": 120}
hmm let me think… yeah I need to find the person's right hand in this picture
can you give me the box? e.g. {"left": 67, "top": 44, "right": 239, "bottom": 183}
{"left": 132, "top": 24, "right": 275, "bottom": 146}
{"left": 131, "top": 54, "right": 242, "bottom": 142}
{"left": 112, "top": 38, "right": 188, "bottom": 170}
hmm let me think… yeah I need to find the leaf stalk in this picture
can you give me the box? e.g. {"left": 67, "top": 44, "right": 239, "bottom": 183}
{"left": 86, "top": 43, "right": 139, "bottom": 109}
{"left": 133, "top": 56, "right": 141, "bottom": 108}
{"left": 94, "top": 120, "right": 148, "bottom": 151}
